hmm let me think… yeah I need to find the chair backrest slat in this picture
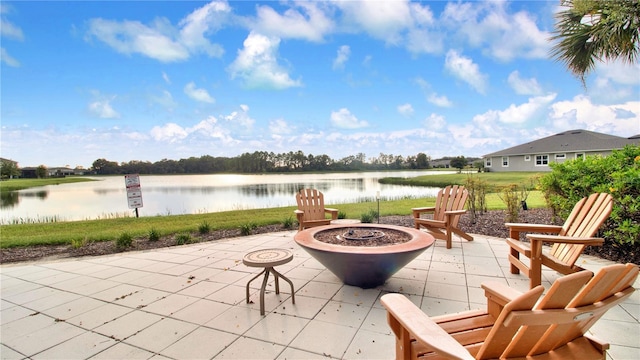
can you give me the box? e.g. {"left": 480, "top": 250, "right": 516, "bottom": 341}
{"left": 477, "top": 264, "right": 638, "bottom": 359}
{"left": 475, "top": 286, "right": 544, "bottom": 359}
{"left": 434, "top": 185, "right": 468, "bottom": 224}
{"left": 296, "top": 189, "right": 326, "bottom": 222}
{"left": 550, "top": 193, "right": 613, "bottom": 264}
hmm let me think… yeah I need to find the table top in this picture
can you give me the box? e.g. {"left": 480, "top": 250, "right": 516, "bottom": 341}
{"left": 243, "top": 248, "right": 293, "bottom": 267}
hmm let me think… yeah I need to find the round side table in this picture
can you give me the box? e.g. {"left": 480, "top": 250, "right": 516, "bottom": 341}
{"left": 243, "top": 248, "right": 295, "bottom": 315}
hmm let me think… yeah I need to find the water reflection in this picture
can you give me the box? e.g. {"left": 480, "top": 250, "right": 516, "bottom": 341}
{"left": 2, "top": 171, "right": 446, "bottom": 222}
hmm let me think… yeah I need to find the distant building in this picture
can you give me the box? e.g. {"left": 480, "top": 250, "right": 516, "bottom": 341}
{"left": 482, "top": 129, "right": 640, "bottom": 172}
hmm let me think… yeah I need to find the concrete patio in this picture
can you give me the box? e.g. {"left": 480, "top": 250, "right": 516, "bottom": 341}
{"left": 1, "top": 230, "right": 638, "bottom": 359}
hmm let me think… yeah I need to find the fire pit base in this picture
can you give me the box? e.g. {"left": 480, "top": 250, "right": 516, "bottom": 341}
{"left": 294, "top": 224, "right": 435, "bottom": 288}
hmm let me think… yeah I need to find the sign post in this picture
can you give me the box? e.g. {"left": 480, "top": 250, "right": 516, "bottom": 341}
{"left": 124, "top": 174, "right": 143, "bottom": 217}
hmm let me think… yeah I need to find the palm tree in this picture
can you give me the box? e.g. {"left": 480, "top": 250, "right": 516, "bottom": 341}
{"left": 550, "top": 0, "right": 640, "bottom": 85}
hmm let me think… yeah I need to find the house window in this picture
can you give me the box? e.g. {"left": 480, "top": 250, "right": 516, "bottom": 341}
{"left": 535, "top": 155, "right": 549, "bottom": 166}
{"left": 485, "top": 158, "right": 492, "bottom": 167}
{"left": 524, "top": 155, "right": 531, "bottom": 161}
{"left": 555, "top": 154, "right": 566, "bottom": 160}
{"left": 575, "top": 153, "right": 585, "bottom": 160}
{"left": 502, "top": 156, "right": 509, "bottom": 167}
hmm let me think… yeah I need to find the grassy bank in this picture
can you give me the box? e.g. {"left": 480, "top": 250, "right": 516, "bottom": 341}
{"left": 0, "top": 177, "right": 96, "bottom": 192}
{"left": 381, "top": 172, "right": 542, "bottom": 190}
{"left": 0, "top": 191, "right": 547, "bottom": 248}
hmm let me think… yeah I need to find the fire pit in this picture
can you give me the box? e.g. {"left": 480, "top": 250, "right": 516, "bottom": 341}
{"left": 294, "top": 224, "right": 434, "bottom": 288}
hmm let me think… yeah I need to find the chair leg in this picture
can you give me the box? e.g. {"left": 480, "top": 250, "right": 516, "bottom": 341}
{"left": 510, "top": 247, "right": 520, "bottom": 275}
{"left": 529, "top": 241, "right": 543, "bottom": 288}
{"left": 446, "top": 223, "right": 452, "bottom": 249}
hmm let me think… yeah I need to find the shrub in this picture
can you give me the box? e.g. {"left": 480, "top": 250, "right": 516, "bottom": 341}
{"left": 198, "top": 221, "right": 211, "bottom": 234}
{"left": 497, "top": 184, "right": 522, "bottom": 223}
{"left": 360, "top": 208, "right": 378, "bottom": 223}
{"left": 338, "top": 211, "right": 347, "bottom": 219}
{"left": 539, "top": 145, "right": 640, "bottom": 246}
{"left": 71, "top": 237, "right": 87, "bottom": 249}
{"left": 464, "top": 175, "right": 488, "bottom": 223}
{"left": 240, "top": 222, "right": 257, "bottom": 236}
{"left": 175, "top": 233, "right": 192, "bottom": 245}
{"left": 148, "top": 228, "right": 160, "bottom": 242}
{"left": 116, "top": 232, "right": 133, "bottom": 250}
{"left": 282, "top": 216, "right": 295, "bottom": 229}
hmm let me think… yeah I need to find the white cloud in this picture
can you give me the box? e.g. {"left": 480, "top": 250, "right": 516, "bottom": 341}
{"left": 150, "top": 90, "right": 177, "bottom": 111}
{"left": 0, "top": 18, "right": 24, "bottom": 41}
{"left": 333, "top": 45, "right": 350, "bottom": 70}
{"left": 269, "top": 118, "right": 293, "bottom": 135}
{"left": 445, "top": 50, "right": 488, "bottom": 94}
{"left": 251, "top": 2, "right": 334, "bottom": 42}
{"left": 335, "top": 0, "right": 412, "bottom": 45}
{"left": 397, "top": 103, "right": 414, "bottom": 117}
{"left": 184, "top": 82, "right": 215, "bottom": 103}
{"left": 223, "top": 104, "right": 255, "bottom": 129}
{"left": 508, "top": 71, "right": 543, "bottom": 95}
{"left": 1, "top": 47, "right": 20, "bottom": 67}
{"left": 427, "top": 93, "right": 452, "bottom": 107}
{"left": 442, "top": 2, "right": 550, "bottom": 61}
{"left": 549, "top": 95, "right": 640, "bottom": 135}
{"left": 162, "top": 72, "right": 171, "bottom": 84}
{"left": 150, "top": 123, "right": 189, "bottom": 142}
{"left": 473, "top": 93, "right": 557, "bottom": 126}
{"left": 597, "top": 61, "right": 640, "bottom": 86}
{"left": 330, "top": 108, "right": 369, "bottom": 129}
{"left": 227, "top": 31, "right": 302, "bottom": 89}
{"left": 88, "top": 94, "right": 120, "bottom": 119}
{"left": 178, "top": 0, "right": 229, "bottom": 57}
{"left": 85, "top": 1, "right": 228, "bottom": 62}
{"left": 424, "top": 113, "right": 446, "bottom": 130}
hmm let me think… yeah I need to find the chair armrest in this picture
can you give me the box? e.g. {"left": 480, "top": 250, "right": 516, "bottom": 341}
{"left": 444, "top": 209, "right": 467, "bottom": 216}
{"left": 526, "top": 234, "right": 605, "bottom": 246}
{"left": 294, "top": 210, "right": 304, "bottom": 215}
{"left": 324, "top": 208, "right": 339, "bottom": 220}
{"left": 380, "top": 294, "right": 475, "bottom": 360}
{"left": 412, "top": 207, "right": 436, "bottom": 218}
{"left": 481, "top": 281, "right": 523, "bottom": 316}
{"left": 504, "top": 223, "right": 563, "bottom": 233}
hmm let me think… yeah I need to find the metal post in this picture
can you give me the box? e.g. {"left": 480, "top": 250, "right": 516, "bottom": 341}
{"left": 376, "top": 191, "right": 380, "bottom": 223}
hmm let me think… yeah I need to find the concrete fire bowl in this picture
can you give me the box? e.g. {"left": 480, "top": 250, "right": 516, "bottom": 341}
{"left": 294, "top": 223, "right": 434, "bottom": 288}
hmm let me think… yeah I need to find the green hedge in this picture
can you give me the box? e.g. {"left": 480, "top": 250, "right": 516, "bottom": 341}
{"left": 539, "top": 145, "right": 639, "bottom": 246}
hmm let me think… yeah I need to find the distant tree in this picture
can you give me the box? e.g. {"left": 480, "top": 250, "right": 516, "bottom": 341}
{"left": 474, "top": 160, "right": 485, "bottom": 173}
{"left": 0, "top": 159, "right": 20, "bottom": 179}
{"left": 416, "top": 153, "right": 430, "bottom": 169}
{"left": 36, "top": 165, "right": 48, "bottom": 178}
{"left": 550, "top": 0, "right": 640, "bottom": 85}
{"left": 450, "top": 156, "right": 468, "bottom": 173}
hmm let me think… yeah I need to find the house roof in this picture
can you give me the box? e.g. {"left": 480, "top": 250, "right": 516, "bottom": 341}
{"left": 483, "top": 129, "right": 640, "bottom": 157}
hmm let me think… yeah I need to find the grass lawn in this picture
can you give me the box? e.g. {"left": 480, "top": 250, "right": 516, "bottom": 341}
{"left": 0, "top": 190, "right": 547, "bottom": 248}
{"left": 0, "top": 177, "right": 96, "bottom": 192}
{"left": 380, "top": 171, "right": 543, "bottom": 190}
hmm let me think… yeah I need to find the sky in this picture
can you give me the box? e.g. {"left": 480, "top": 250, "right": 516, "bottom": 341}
{"left": 1, "top": 0, "right": 639, "bottom": 168}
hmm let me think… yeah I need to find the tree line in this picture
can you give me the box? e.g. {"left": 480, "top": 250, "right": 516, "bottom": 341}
{"left": 91, "top": 151, "right": 437, "bottom": 175}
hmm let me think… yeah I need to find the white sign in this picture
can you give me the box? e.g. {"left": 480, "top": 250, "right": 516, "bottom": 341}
{"left": 124, "top": 174, "right": 143, "bottom": 209}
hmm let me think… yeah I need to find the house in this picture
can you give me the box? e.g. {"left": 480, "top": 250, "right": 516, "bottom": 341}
{"left": 483, "top": 129, "right": 640, "bottom": 172}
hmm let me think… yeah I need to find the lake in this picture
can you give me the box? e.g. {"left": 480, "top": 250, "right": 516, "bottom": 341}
{"left": 1, "top": 171, "right": 449, "bottom": 223}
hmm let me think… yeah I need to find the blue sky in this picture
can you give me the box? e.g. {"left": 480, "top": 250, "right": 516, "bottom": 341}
{"left": 1, "top": 1, "right": 639, "bottom": 168}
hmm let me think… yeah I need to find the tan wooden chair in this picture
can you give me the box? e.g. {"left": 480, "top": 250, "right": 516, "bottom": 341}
{"left": 381, "top": 263, "right": 638, "bottom": 360}
{"left": 412, "top": 185, "right": 473, "bottom": 249}
{"left": 506, "top": 193, "right": 613, "bottom": 288}
{"left": 295, "top": 189, "right": 338, "bottom": 231}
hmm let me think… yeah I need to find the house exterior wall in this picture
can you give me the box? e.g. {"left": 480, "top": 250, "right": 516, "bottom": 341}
{"left": 484, "top": 150, "right": 613, "bottom": 172}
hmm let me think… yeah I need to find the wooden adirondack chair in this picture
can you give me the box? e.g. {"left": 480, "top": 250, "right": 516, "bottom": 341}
{"left": 412, "top": 185, "right": 473, "bottom": 249}
{"left": 506, "top": 193, "right": 613, "bottom": 288}
{"left": 381, "top": 263, "right": 638, "bottom": 360}
{"left": 295, "top": 189, "right": 338, "bottom": 231}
